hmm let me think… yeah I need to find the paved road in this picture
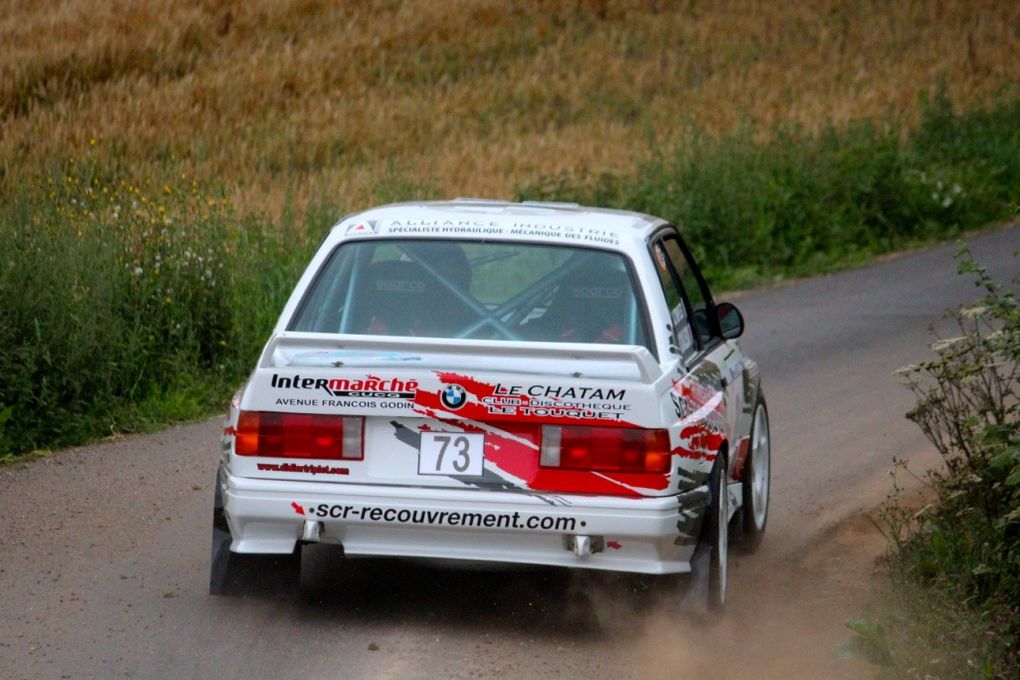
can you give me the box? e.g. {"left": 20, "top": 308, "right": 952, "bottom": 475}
{"left": 2, "top": 225, "right": 1016, "bottom": 679}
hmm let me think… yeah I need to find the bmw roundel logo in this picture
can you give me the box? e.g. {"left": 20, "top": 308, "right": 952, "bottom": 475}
{"left": 439, "top": 384, "right": 467, "bottom": 410}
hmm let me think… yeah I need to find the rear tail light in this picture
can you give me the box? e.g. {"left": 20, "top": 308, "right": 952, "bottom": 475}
{"left": 234, "top": 411, "right": 364, "bottom": 460}
{"left": 540, "top": 424, "right": 670, "bottom": 473}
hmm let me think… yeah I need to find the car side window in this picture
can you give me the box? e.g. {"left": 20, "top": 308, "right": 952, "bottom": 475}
{"left": 662, "top": 237, "right": 714, "bottom": 347}
{"left": 651, "top": 241, "right": 697, "bottom": 359}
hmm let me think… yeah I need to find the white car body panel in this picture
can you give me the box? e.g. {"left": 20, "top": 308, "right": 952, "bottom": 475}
{"left": 222, "top": 473, "right": 698, "bottom": 574}
{"left": 217, "top": 200, "right": 761, "bottom": 576}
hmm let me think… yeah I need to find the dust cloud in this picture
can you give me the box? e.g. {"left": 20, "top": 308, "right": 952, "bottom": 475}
{"left": 555, "top": 514, "right": 885, "bottom": 679}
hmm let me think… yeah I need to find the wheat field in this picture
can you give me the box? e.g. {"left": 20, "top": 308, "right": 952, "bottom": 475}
{"left": 2, "top": 0, "right": 1018, "bottom": 215}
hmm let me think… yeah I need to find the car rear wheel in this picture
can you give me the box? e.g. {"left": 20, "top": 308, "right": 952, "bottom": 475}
{"left": 707, "top": 452, "right": 729, "bottom": 611}
{"left": 739, "top": 396, "right": 770, "bottom": 553}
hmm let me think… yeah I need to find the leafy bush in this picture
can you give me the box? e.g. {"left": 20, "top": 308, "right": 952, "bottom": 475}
{"left": 0, "top": 164, "right": 318, "bottom": 456}
{"left": 517, "top": 90, "right": 1020, "bottom": 291}
{"left": 852, "top": 251, "right": 1019, "bottom": 679}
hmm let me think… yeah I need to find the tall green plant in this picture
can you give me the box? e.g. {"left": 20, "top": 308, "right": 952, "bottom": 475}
{"left": 895, "top": 250, "right": 1019, "bottom": 596}
{"left": 517, "top": 91, "right": 1020, "bottom": 292}
{"left": 0, "top": 164, "right": 316, "bottom": 455}
{"left": 848, "top": 251, "right": 1019, "bottom": 679}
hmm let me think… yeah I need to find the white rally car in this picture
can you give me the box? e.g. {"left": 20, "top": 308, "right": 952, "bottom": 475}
{"left": 211, "top": 199, "right": 770, "bottom": 609}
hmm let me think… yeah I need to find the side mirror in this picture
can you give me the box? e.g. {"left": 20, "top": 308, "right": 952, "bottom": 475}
{"left": 717, "top": 301, "right": 744, "bottom": 339}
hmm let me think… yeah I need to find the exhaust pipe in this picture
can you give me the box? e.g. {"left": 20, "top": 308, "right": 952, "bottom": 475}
{"left": 301, "top": 520, "right": 323, "bottom": 542}
{"left": 564, "top": 534, "right": 605, "bottom": 556}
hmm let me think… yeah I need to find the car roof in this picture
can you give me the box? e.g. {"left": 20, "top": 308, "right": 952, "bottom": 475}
{"left": 335, "top": 199, "right": 669, "bottom": 246}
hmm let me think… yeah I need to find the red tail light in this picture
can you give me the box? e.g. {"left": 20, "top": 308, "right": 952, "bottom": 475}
{"left": 234, "top": 411, "right": 363, "bottom": 460}
{"left": 540, "top": 425, "right": 670, "bottom": 473}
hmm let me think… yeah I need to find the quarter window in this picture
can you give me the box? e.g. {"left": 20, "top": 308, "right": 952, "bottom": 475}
{"left": 662, "top": 238, "right": 714, "bottom": 347}
{"left": 651, "top": 241, "right": 696, "bottom": 358}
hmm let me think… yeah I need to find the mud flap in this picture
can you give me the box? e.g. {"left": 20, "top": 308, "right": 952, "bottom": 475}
{"left": 208, "top": 471, "right": 301, "bottom": 596}
{"left": 678, "top": 542, "right": 711, "bottom": 613}
{"left": 209, "top": 472, "right": 238, "bottom": 595}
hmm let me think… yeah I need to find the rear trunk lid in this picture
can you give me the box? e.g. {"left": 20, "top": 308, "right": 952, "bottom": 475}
{"left": 231, "top": 332, "right": 672, "bottom": 497}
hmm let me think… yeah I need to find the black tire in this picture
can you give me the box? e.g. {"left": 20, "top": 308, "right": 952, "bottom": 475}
{"left": 739, "top": 394, "right": 770, "bottom": 554}
{"left": 209, "top": 475, "right": 301, "bottom": 596}
{"left": 707, "top": 451, "right": 729, "bottom": 611}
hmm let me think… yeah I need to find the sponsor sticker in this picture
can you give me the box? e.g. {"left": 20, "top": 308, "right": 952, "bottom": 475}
{"left": 345, "top": 221, "right": 377, "bottom": 235}
{"left": 271, "top": 373, "right": 419, "bottom": 399}
{"left": 376, "top": 219, "right": 620, "bottom": 244}
{"left": 294, "top": 501, "right": 583, "bottom": 532}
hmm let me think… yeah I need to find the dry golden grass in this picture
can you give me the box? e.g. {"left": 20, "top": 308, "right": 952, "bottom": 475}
{"left": 2, "top": 0, "right": 1018, "bottom": 215}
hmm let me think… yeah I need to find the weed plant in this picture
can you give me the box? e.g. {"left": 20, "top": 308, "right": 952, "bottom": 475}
{"left": 0, "top": 163, "right": 318, "bottom": 456}
{"left": 848, "top": 252, "right": 1019, "bottom": 679}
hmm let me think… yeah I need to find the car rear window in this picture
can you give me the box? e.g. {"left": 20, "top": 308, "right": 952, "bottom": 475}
{"left": 288, "top": 239, "right": 651, "bottom": 350}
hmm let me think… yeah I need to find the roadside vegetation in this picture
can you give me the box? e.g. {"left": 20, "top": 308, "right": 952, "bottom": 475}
{"left": 0, "top": 170, "right": 322, "bottom": 456}
{"left": 517, "top": 90, "right": 1020, "bottom": 289}
{"left": 1, "top": 1, "right": 1019, "bottom": 457}
{"left": 843, "top": 253, "right": 1019, "bottom": 679}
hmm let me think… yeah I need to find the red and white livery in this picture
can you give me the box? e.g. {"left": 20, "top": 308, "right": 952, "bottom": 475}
{"left": 211, "top": 199, "right": 771, "bottom": 609}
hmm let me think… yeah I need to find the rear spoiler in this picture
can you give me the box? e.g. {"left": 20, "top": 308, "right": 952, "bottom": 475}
{"left": 261, "top": 332, "right": 662, "bottom": 384}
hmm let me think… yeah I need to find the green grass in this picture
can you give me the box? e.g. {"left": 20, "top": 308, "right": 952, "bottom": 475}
{"left": 2, "top": 90, "right": 1019, "bottom": 458}
{"left": 517, "top": 87, "right": 1020, "bottom": 292}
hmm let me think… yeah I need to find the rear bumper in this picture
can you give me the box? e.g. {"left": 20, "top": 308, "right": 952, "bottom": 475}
{"left": 219, "top": 466, "right": 707, "bottom": 575}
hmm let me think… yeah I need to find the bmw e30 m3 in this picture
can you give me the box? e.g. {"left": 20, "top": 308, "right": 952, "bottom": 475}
{"left": 211, "top": 199, "right": 770, "bottom": 609}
